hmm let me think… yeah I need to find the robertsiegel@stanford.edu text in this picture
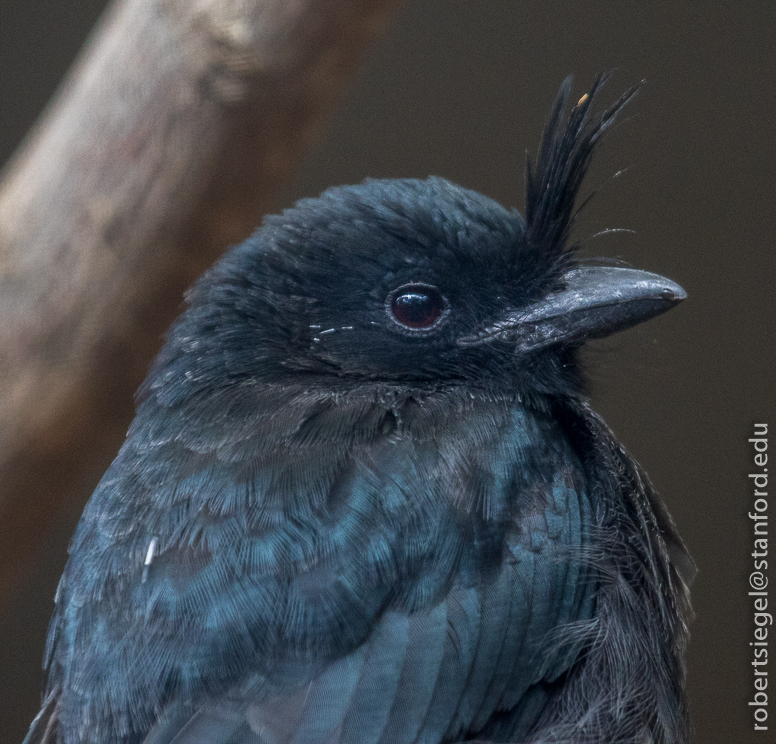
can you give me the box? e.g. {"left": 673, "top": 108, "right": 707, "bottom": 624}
{"left": 749, "top": 422, "right": 770, "bottom": 731}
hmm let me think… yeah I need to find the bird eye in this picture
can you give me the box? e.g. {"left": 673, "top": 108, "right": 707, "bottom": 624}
{"left": 387, "top": 284, "right": 448, "bottom": 330}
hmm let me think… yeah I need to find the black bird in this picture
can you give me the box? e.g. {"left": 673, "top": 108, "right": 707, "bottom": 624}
{"left": 26, "top": 74, "right": 694, "bottom": 744}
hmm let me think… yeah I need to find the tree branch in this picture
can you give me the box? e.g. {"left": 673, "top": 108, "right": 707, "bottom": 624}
{"left": 0, "top": 0, "right": 406, "bottom": 598}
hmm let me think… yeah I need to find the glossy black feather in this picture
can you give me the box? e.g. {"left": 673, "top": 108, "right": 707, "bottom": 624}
{"left": 524, "top": 72, "right": 640, "bottom": 286}
{"left": 26, "top": 75, "right": 692, "bottom": 744}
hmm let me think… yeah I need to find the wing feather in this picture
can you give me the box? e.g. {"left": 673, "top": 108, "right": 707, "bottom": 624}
{"left": 21, "top": 688, "right": 59, "bottom": 744}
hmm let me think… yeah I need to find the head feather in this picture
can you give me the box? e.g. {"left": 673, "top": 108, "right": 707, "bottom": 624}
{"left": 524, "top": 73, "right": 642, "bottom": 279}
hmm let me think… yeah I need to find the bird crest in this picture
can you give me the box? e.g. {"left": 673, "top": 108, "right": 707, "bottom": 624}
{"left": 524, "top": 73, "right": 641, "bottom": 281}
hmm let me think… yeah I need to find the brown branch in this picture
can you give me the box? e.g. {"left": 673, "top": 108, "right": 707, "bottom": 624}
{"left": 0, "top": 0, "right": 406, "bottom": 599}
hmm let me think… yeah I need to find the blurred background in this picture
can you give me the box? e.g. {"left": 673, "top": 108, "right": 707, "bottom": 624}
{"left": 1, "top": 1, "right": 774, "bottom": 742}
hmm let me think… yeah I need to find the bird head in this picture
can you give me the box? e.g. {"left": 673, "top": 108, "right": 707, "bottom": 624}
{"left": 146, "top": 74, "right": 684, "bottom": 409}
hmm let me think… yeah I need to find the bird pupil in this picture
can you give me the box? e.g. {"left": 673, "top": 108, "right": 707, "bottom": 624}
{"left": 391, "top": 289, "right": 443, "bottom": 328}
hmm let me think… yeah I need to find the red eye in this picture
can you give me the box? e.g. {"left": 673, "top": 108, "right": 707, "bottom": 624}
{"left": 388, "top": 284, "right": 448, "bottom": 330}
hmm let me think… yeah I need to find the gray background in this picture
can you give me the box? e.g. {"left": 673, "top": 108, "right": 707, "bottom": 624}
{"left": 1, "top": 1, "right": 774, "bottom": 742}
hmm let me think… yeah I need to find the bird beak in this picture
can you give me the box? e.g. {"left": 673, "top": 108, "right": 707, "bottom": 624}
{"left": 457, "top": 266, "right": 686, "bottom": 352}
